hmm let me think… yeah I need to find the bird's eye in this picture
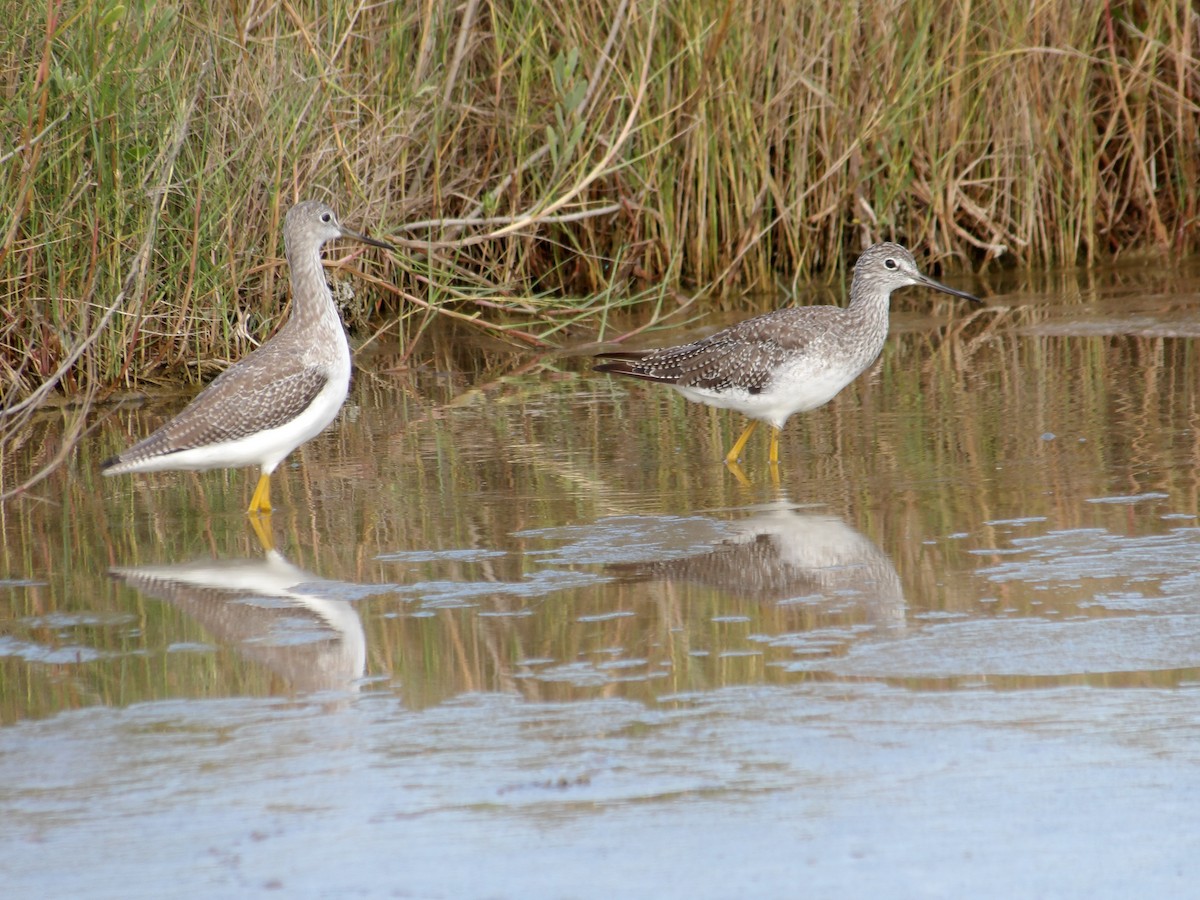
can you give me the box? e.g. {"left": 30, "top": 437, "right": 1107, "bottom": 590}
{"left": 320, "top": 212, "right": 333, "bottom": 224}
{"left": 884, "top": 258, "right": 897, "bottom": 270}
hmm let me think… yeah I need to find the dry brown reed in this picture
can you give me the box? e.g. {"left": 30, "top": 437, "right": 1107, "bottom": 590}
{"left": 0, "top": 0, "right": 1197, "bottom": 403}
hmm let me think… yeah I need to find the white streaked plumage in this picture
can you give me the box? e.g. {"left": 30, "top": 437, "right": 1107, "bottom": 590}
{"left": 102, "top": 200, "right": 393, "bottom": 513}
{"left": 595, "top": 242, "right": 980, "bottom": 465}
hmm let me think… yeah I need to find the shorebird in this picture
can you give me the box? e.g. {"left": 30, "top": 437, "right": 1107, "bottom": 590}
{"left": 594, "top": 242, "right": 979, "bottom": 465}
{"left": 102, "top": 200, "right": 393, "bottom": 514}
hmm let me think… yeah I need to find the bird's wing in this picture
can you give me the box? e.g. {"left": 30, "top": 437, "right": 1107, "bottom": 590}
{"left": 596, "top": 308, "right": 836, "bottom": 393}
{"left": 107, "top": 362, "right": 329, "bottom": 465}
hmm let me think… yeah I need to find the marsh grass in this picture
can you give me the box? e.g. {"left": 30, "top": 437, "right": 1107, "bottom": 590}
{"left": 1, "top": 0, "right": 1197, "bottom": 405}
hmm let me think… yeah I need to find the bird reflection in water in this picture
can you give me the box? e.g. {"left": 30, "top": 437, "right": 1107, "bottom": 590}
{"left": 609, "top": 501, "right": 905, "bottom": 632}
{"left": 109, "top": 523, "right": 366, "bottom": 696}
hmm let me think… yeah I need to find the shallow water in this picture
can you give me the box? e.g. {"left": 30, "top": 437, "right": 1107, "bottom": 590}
{"left": 4, "top": 262, "right": 1200, "bottom": 896}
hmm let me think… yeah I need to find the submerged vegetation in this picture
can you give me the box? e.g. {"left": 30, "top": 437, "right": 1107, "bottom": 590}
{"left": 0, "top": 0, "right": 1197, "bottom": 403}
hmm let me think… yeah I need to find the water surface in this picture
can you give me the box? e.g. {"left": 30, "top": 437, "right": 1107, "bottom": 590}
{"left": 3, "top": 262, "right": 1200, "bottom": 896}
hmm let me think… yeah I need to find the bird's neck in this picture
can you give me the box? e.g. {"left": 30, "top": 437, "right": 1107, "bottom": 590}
{"left": 846, "top": 278, "right": 891, "bottom": 321}
{"left": 284, "top": 241, "right": 338, "bottom": 332}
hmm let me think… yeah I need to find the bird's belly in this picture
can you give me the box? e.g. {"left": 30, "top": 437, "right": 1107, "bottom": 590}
{"left": 672, "top": 363, "right": 864, "bottom": 428}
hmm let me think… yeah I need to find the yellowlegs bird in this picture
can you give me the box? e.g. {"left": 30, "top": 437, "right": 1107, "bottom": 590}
{"left": 102, "top": 200, "right": 393, "bottom": 514}
{"left": 595, "top": 242, "right": 979, "bottom": 465}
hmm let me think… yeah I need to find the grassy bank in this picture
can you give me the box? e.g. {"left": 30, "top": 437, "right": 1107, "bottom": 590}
{"left": 1, "top": 0, "right": 1197, "bottom": 402}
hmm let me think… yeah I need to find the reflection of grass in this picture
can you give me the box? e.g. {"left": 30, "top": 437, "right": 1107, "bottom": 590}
{"left": 3, "top": 312, "right": 1200, "bottom": 722}
{"left": 2, "top": 1, "right": 1198, "bottom": 401}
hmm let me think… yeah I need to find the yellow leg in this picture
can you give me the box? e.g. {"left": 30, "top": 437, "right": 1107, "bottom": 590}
{"left": 724, "top": 460, "right": 753, "bottom": 487}
{"left": 768, "top": 426, "right": 781, "bottom": 466}
{"left": 724, "top": 420, "right": 759, "bottom": 465}
{"left": 247, "top": 511, "right": 275, "bottom": 552}
{"left": 248, "top": 472, "right": 272, "bottom": 515}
